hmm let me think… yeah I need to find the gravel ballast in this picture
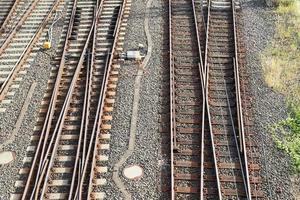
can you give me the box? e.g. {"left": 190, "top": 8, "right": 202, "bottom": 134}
{"left": 240, "top": 0, "right": 300, "bottom": 199}
{"left": 1, "top": 0, "right": 299, "bottom": 199}
{"left": 106, "top": 0, "right": 168, "bottom": 198}
{"left": 107, "top": 0, "right": 300, "bottom": 199}
{"left": 0, "top": 3, "right": 67, "bottom": 199}
{"left": 104, "top": 0, "right": 147, "bottom": 197}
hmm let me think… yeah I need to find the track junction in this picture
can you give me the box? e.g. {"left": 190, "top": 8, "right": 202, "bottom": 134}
{"left": 0, "top": 0, "right": 267, "bottom": 199}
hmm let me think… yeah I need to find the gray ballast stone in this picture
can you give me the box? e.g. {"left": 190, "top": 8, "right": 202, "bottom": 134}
{"left": 240, "top": 0, "right": 300, "bottom": 199}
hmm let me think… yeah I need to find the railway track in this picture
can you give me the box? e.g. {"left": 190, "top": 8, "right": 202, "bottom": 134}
{"left": 169, "top": 0, "right": 207, "bottom": 198}
{"left": 3, "top": 0, "right": 263, "bottom": 198}
{"left": 169, "top": 0, "right": 264, "bottom": 199}
{"left": 12, "top": 0, "right": 130, "bottom": 199}
{"left": 0, "top": 0, "right": 15, "bottom": 28}
{"left": 0, "top": 0, "right": 63, "bottom": 109}
{"left": 205, "top": 0, "right": 251, "bottom": 199}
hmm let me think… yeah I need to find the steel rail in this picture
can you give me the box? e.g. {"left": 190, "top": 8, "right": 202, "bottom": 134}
{"left": 76, "top": 1, "right": 120, "bottom": 198}
{"left": 37, "top": 12, "right": 98, "bottom": 199}
{"left": 201, "top": 0, "right": 208, "bottom": 29}
{"left": 80, "top": 0, "right": 104, "bottom": 171}
{"left": 232, "top": 58, "right": 250, "bottom": 199}
{"left": 35, "top": 0, "right": 77, "bottom": 177}
{"left": 0, "top": 0, "right": 41, "bottom": 55}
{"left": 33, "top": 159, "right": 49, "bottom": 200}
{"left": 191, "top": 0, "right": 206, "bottom": 198}
{"left": 211, "top": 47, "right": 249, "bottom": 199}
{"left": 205, "top": 1, "right": 251, "bottom": 198}
{"left": 83, "top": 16, "right": 96, "bottom": 168}
{"left": 220, "top": 57, "right": 249, "bottom": 199}
{"left": 207, "top": 27, "right": 249, "bottom": 200}
{"left": 20, "top": 1, "right": 78, "bottom": 198}
{"left": 73, "top": 5, "right": 105, "bottom": 199}
{"left": 201, "top": 0, "right": 207, "bottom": 66}
{"left": 170, "top": 0, "right": 212, "bottom": 198}
{"left": 231, "top": 0, "right": 252, "bottom": 198}
{"left": 168, "top": 0, "right": 175, "bottom": 197}
{"left": 220, "top": 64, "right": 248, "bottom": 198}
{"left": 232, "top": 0, "right": 243, "bottom": 153}
{"left": 192, "top": 0, "right": 204, "bottom": 82}
{"left": 203, "top": 0, "right": 211, "bottom": 80}
{"left": 0, "top": 0, "right": 63, "bottom": 101}
{"left": 0, "top": 0, "right": 21, "bottom": 31}
{"left": 79, "top": 53, "right": 109, "bottom": 199}
{"left": 85, "top": 2, "right": 126, "bottom": 198}
{"left": 33, "top": 85, "right": 75, "bottom": 199}
{"left": 203, "top": 0, "right": 223, "bottom": 198}
{"left": 67, "top": 43, "right": 91, "bottom": 200}
{"left": 68, "top": 4, "right": 100, "bottom": 198}
{"left": 198, "top": 61, "right": 206, "bottom": 200}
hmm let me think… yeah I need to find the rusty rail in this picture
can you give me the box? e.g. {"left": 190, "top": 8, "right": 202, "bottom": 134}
{"left": 0, "top": 0, "right": 40, "bottom": 55}
{"left": 0, "top": 0, "right": 62, "bottom": 101}
{"left": 168, "top": 0, "right": 175, "bottom": 197}
{"left": 0, "top": 0, "right": 20, "bottom": 31}
{"left": 68, "top": 4, "right": 100, "bottom": 199}
{"left": 84, "top": 1, "right": 126, "bottom": 199}
{"left": 192, "top": 0, "right": 205, "bottom": 198}
{"left": 204, "top": 0, "right": 252, "bottom": 199}
{"left": 38, "top": 8, "right": 98, "bottom": 198}
{"left": 232, "top": 0, "right": 252, "bottom": 198}
{"left": 20, "top": 1, "right": 78, "bottom": 198}
{"left": 203, "top": 0, "right": 223, "bottom": 198}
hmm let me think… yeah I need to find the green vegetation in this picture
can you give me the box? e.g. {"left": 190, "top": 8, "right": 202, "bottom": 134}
{"left": 271, "top": 107, "right": 300, "bottom": 171}
{"left": 262, "top": 0, "right": 300, "bottom": 171}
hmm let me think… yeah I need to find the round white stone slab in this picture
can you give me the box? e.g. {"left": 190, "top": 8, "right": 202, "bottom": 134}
{"left": 0, "top": 151, "right": 16, "bottom": 165}
{"left": 123, "top": 165, "right": 143, "bottom": 180}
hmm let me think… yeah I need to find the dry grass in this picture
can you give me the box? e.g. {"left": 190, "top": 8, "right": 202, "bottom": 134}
{"left": 262, "top": 0, "right": 300, "bottom": 172}
{"left": 262, "top": 0, "right": 300, "bottom": 104}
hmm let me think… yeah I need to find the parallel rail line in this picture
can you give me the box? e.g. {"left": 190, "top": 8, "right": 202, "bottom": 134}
{"left": 0, "top": 0, "right": 25, "bottom": 33}
{"left": 6, "top": 0, "right": 264, "bottom": 198}
{"left": 12, "top": 0, "right": 130, "bottom": 199}
{"left": 169, "top": 0, "right": 264, "bottom": 199}
{"left": 0, "top": 0, "right": 63, "bottom": 107}
{"left": 169, "top": 0, "right": 208, "bottom": 198}
{"left": 0, "top": 0, "right": 16, "bottom": 29}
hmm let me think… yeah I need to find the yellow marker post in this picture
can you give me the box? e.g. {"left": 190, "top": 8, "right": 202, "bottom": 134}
{"left": 43, "top": 41, "right": 51, "bottom": 49}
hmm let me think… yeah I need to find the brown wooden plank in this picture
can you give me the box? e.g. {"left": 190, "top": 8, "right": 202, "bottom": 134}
{"left": 174, "top": 186, "right": 199, "bottom": 194}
